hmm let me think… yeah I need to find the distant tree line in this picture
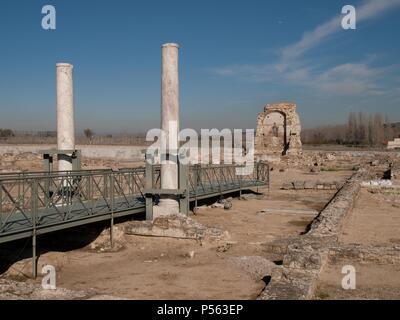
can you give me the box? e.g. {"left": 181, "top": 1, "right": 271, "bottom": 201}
{"left": 302, "top": 112, "right": 400, "bottom": 146}
{"left": 0, "top": 128, "right": 149, "bottom": 146}
{"left": 0, "top": 129, "right": 15, "bottom": 138}
{"left": 14, "top": 130, "right": 57, "bottom": 137}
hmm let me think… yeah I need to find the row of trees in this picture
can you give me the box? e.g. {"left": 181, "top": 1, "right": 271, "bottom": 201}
{"left": 0, "top": 128, "right": 148, "bottom": 145}
{"left": 346, "top": 112, "right": 385, "bottom": 145}
{"left": 302, "top": 112, "right": 400, "bottom": 146}
{"left": 0, "top": 129, "right": 15, "bottom": 138}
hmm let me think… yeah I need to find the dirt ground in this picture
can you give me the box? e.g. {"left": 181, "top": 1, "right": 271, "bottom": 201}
{"left": 0, "top": 164, "right": 353, "bottom": 299}
{"left": 340, "top": 189, "right": 400, "bottom": 246}
{"left": 315, "top": 188, "right": 400, "bottom": 300}
{"left": 316, "top": 262, "right": 400, "bottom": 300}
{"left": 35, "top": 183, "right": 338, "bottom": 300}
{"left": 2, "top": 148, "right": 399, "bottom": 300}
{"left": 47, "top": 169, "right": 353, "bottom": 299}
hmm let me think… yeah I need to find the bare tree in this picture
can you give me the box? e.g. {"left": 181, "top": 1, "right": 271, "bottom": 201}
{"left": 373, "top": 114, "right": 384, "bottom": 145}
{"left": 0, "top": 129, "right": 15, "bottom": 139}
{"left": 355, "top": 112, "right": 368, "bottom": 144}
{"left": 368, "top": 115, "right": 374, "bottom": 145}
{"left": 346, "top": 112, "right": 357, "bottom": 143}
{"left": 303, "top": 111, "right": 392, "bottom": 147}
{"left": 84, "top": 128, "right": 94, "bottom": 144}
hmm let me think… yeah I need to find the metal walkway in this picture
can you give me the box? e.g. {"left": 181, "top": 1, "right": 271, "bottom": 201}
{"left": 0, "top": 163, "right": 269, "bottom": 245}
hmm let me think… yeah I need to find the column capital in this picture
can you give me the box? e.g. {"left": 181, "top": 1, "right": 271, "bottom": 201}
{"left": 56, "top": 63, "right": 73, "bottom": 68}
{"left": 161, "top": 43, "right": 180, "bottom": 49}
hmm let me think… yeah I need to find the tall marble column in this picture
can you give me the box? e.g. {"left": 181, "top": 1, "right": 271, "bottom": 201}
{"left": 56, "top": 63, "right": 75, "bottom": 172}
{"left": 157, "top": 43, "right": 180, "bottom": 215}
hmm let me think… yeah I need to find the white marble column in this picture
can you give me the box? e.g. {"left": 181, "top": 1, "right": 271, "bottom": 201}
{"left": 56, "top": 63, "right": 75, "bottom": 172}
{"left": 157, "top": 43, "right": 180, "bottom": 215}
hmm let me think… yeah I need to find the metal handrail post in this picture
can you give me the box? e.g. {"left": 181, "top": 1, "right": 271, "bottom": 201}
{"left": 239, "top": 170, "right": 242, "bottom": 197}
{"left": 110, "top": 173, "right": 114, "bottom": 248}
{"left": 31, "top": 179, "right": 38, "bottom": 279}
{"left": 145, "top": 154, "right": 154, "bottom": 221}
{"left": 194, "top": 165, "right": 200, "bottom": 213}
{"left": 178, "top": 154, "right": 189, "bottom": 216}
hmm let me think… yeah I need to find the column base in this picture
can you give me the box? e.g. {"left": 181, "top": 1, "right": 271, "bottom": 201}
{"left": 153, "top": 198, "right": 180, "bottom": 219}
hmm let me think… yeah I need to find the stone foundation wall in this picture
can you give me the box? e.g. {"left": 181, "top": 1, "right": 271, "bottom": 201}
{"left": 282, "top": 180, "right": 343, "bottom": 191}
{"left": 259, "top": 170, "right": 368, "bottom": 300}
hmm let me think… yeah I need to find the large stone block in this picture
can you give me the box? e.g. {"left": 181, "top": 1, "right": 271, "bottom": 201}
{"left": 124, "top": 214, "right": 229, "bottom": 241}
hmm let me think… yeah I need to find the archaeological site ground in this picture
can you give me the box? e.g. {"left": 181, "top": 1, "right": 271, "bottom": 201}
{"left": 1, "top": 100, "right": 399, "bottom": 301}
{"left": 1, "top": 0, "right": 400, "bottom": 306}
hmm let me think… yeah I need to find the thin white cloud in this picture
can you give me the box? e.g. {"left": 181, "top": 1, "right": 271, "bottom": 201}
{"left": 211, "top": 64, "right": 280, "bottom": 82}
{"left": 282, "top": 0, "right": 400, "bottom": 61}
{"left": 212, "top": 0, "right": 400, "bottom": 97}
{"left": 281, "top": 16, "right": 340, "bottom": 62}
{"left": 312, "top": 63, "right": 384, "bottom": 95}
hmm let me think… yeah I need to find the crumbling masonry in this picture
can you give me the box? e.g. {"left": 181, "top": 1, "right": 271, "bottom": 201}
{"left": 255, "top": 103, "right": 302, "bottom": 160}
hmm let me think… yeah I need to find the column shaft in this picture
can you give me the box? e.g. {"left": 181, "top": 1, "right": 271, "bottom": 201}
{"left": 56, "top": 63, "right": 75, "bottom": 172}
{"left": 158, "top": 43, "right": 180, "bottom": 214}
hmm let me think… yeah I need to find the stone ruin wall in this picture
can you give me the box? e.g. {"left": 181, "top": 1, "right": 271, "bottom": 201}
{"left": 255, "top": 102, "right": 302, "bottom": 161}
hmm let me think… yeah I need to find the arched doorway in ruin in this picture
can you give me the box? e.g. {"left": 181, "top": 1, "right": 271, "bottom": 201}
{"left": 262, "top": 111, "right": 288, "bottom": 155}
{"left": 255, "top": 103, "right": 302, "bottom": 158}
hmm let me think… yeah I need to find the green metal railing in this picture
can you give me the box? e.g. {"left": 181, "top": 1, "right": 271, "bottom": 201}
{"left": 0, "top": 162, "right": 269, "bottom": 277}
{"left": 0, "top": 163, "right": 268, "bottom": 242}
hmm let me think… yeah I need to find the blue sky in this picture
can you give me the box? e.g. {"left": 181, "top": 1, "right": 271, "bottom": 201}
{"left": 0, "top": 0, "right": 399, "bottom": 133}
